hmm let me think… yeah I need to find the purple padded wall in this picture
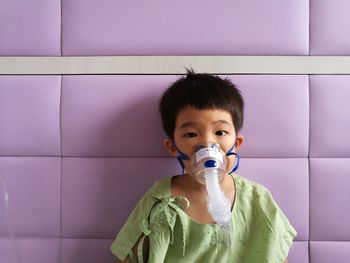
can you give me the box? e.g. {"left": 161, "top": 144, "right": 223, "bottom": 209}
{"left": 1, "top": 74, "right": 350, "bottom": 262}
{"left": 310, "top": 0, "right": 350, "bottom": 55}
{"left": 0, "top": 0, "right": 61, "bottom": 55}
{"left": 1, "top": 75, "right": 313, "bottom": 263}
{"left": 2, "top": 74, "right": 349, "bottom": 262}
{"left": 61, "top": 75, "right": 176, "bottom": 157}
{"left": 3, "top": 0, "right": 350, "bottom": 56}
{"left": 0, "top": 157, "right": 61, "bottom": 237}
{"left": 308, "top": 76, "right": 350, "bottom": 262}
{"left": 0, "top": 238, "right": 61, "bottom": 262}
{"left": 0, "top": 76, "right": 61, "bottom": 156}
{"left": 310, "top": 242, "right": 350, "bottom": 263}
{"left": 58, "top": 75, "right": 305, "bottom": 263}
{"left": 2, "top": 0, "right": 350, "bottom": 262}
{"left": 233, "top": 76, "right": 309, "bottom": 158}
{"left": 61, "top": 0, "right": 308, "bottom": 55}
{"left": 310, "top": 76, "right": 350, "bottom": 157}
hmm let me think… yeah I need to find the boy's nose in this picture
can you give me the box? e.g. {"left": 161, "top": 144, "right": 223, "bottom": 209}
{"left": 199, "top": 134, "right": 216, "bottom": 147}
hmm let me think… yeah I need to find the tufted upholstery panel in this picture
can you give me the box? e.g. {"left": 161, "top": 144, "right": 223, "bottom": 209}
{"left": 1, "top": 0, "right": 350, "bottom": 263}
{"left": 3, "top": 0, "right": 350, "bottom": 56}
{"left": 2, "top": 73, "right": 349, "bottom": 263}
{"left": 61, "top": 0, "right": 309, "bottom": 56}
{"left": 0, "top": 0, "right": 61, "bottom": 56}
{"left": 309, "top": 76, "right": 350, "bottom": 157}
{"left": 310, "top": 0, "right": 350, "bottom": 55}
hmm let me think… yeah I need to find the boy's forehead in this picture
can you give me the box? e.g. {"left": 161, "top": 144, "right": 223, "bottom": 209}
{"left": 175, "top": 106, "right": 234, "bottom": 127}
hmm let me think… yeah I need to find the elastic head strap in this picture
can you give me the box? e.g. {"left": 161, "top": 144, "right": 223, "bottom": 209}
{"left": 226, "top": 152, "right": 240, "bottom": 174}
{"left": 173, "top": 141, "right": 190, "bottom": 175}
{"left": 226, "top": 144, "right": 240, "bottom": 174}
{"left": 226, "top": 144, "right": 235, "bottom": 155}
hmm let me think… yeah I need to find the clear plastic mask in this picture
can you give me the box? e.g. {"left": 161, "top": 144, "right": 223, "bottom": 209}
{"left": 188, "top": 143, "right": 233, "bottom": 245}
{"left": 189, "top": 143, "right": 227, "bottom": 184}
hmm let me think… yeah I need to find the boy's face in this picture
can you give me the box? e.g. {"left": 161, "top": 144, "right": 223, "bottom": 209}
{"left": 164, "top": 106, "right": 244, "bottom": 175}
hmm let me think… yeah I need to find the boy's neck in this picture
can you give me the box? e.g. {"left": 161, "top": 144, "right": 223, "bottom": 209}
{"left": 184, "top": 173, "right": 207, "bottom": 192}
{"left": 182, "top": 172, "right": 232, "bottom": 193}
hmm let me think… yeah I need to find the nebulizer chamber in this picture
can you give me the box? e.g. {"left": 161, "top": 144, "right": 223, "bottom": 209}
{"left": 189, "top": 143, "right": 233, "bottom": 245}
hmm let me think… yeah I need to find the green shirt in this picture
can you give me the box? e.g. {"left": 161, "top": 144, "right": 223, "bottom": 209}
{"left": 111, "top": 174, "right": 297, "bottom": 263}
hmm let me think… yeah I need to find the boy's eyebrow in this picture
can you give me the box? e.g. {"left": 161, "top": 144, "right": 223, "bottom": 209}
{"left": 212, "top": 120, "right": 230, "bottom": 125}
{"left": 180, "top": 120, "right": 231, "bottom": 129}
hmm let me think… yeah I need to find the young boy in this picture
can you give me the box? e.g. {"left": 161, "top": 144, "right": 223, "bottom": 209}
{"left": 111, "top": 70, "right": 296, "bottom": 263}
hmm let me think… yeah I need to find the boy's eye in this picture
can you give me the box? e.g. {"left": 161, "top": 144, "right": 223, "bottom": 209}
{"left": 183, "top": 132, "right": 197, "bottom": 138}
{"left": 216, "top": 130, "right": 228, "bottom": 136}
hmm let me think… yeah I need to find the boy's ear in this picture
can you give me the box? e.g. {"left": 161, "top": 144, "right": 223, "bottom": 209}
{"left": 235, "top": 134, "right": 244, "bottom": 150}
{"left": 163, "top": 138, "right": 178, "bottom": 157}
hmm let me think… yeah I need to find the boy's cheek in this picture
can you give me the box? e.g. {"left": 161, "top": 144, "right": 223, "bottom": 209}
{"left": 225, "top": 155, "right": 237, "bottom": 172}
{"left": 183, "top": 160, "right": 192, "bottom": 172}
{"left": 183, "top": 160, "right": 196, "bottom": 176}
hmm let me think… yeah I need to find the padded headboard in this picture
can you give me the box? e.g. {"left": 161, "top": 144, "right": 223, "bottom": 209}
{"left": 1, "top": 1, "right": 350, "bottom": 263}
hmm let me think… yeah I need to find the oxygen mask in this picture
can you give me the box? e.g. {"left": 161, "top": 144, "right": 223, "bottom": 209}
{"left": 188, "top": 143, "right": 227, "bottom": 184}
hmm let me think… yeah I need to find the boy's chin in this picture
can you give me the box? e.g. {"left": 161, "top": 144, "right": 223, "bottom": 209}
{"left": 183, "top": 170, "right": 195, "bottom": 178}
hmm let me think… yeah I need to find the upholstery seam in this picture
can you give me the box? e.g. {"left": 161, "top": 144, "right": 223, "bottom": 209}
{"left": 308, "top": 0, "right": 311, "bottom": 55}
{"left": 59, "top": 74, "right": 63, "bottom": 263}
{"left": 308, "top": 74, "right": 311, "bottom": 263}
{"left": 60, "top": 0, "right": 63, "bottom": 56}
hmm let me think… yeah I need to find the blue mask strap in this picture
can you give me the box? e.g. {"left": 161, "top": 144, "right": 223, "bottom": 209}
{"left": 226, "top": 144, "right": 240, "bottom": 174}
{"left": 172, "top": 142, "right": 190, "bottom": 175}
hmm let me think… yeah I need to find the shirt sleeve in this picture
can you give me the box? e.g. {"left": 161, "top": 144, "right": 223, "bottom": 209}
{"left": 146, "top": 200, "right": 175, "bottom": 263}
{"left": 252, "top": 187, "right": 298, "bottom": 263}
{"left": 110, "top": 193, "right": 156, "bottom": 261}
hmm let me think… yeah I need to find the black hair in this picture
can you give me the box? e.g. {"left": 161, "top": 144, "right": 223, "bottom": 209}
{"left": 159, "top": 68, "right": 244, "bottom": 140}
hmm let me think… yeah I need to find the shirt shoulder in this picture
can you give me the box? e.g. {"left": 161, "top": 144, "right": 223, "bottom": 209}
{"left": 233, "top": 174, "right": 297, "bottom": 262}
{"left": 147, "top": 176, "right": 172, "bottom": 197}
{"left": 110, "top": 176, "right": 172, "bottom": 260}
{"left": 234, "top": 174, "right": 289, "bottom": 221}
{"left": 233, "top": 174, "right": 274, "bottom": 206}
{"left": 234, "top": 174, "right": 270, "bottom": 193}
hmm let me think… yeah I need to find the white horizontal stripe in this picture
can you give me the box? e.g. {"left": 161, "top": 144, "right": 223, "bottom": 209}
{"left": 1, "top": 56, "right": 350, "bottom": 74}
